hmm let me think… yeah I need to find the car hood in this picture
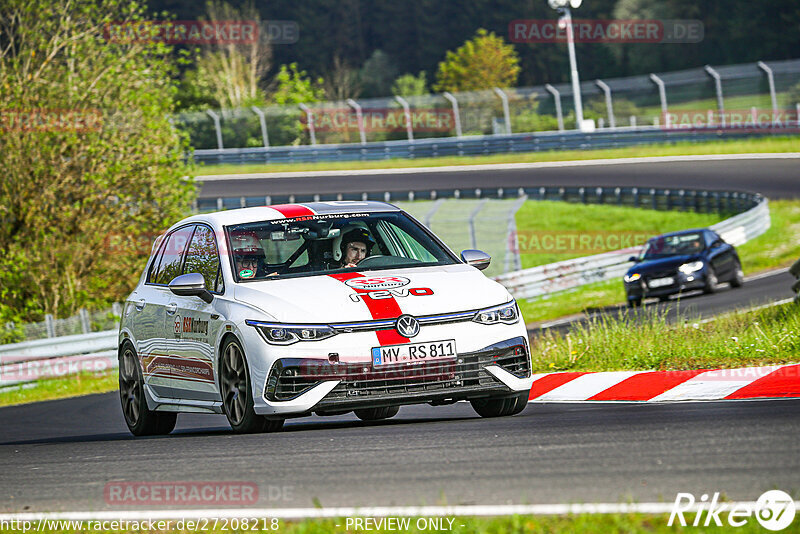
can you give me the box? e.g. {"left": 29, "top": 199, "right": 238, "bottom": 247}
{"left": 628, "top": 254, "right": 703, "bottom": 275}
{"left": 233, "top": 264, "right": 511, "bottom": 323}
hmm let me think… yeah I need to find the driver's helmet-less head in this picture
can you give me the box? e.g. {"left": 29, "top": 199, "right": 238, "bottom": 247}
{"left": 340, "top": 228, "right": 375, "bottom": 256}
{"left": 231, "top": 234, "right": 265, "bottom": 278}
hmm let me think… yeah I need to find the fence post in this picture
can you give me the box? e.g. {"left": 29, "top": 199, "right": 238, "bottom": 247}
{"left": 45, "top": 314, "right": 55, "bottom": 338}
{"left": 595, "top": 79, "right": 615, "bottom": 128}
{"left": 504, "top": 195, "right": 528, "bottom": 273}
{"left": 468, "top": 199, "right": 489, "bottom": 249}
{"left": 112, "top": 302, "right": 122, "bottom": 317}
{"left": 298, "top": 103, "right": 317, "bottom": 145}
{"left": 79, "top": 308, "right": 90, "bottom": 334}
{"left": 393, "top": 96, "right": 414, "bottom": 141}
{"left": 442, "top": 92, "right": 463, "bottom": 137}
{"left": 544, "top": 84, "right": 565, "bottom": 132}
{"left": 649, "top": 73, "right": 668, "bottom": 127}
{"left": 250, "top": 106, "right": 270, "bottom": 147}
{"left": 704, "top": 65, "right": 725, "bottom": 127}
{"left": 346, "top": 98, "right": 366, "bottom": 144}
{"left": 493, "top": 88, "right": 512, "bottom": 135}
{"left": 757, "top": 61, "right": 778, "bottom": 121}
{"left": 205, "top": 110, "right": 224, "bottom": 150}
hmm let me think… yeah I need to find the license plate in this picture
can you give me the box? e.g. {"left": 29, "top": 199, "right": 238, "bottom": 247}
{"left": 372, "top": 339, "right": 457, "bottom": 367}
{"left": 648, "top": 277, "right": 674, "bottom": 288}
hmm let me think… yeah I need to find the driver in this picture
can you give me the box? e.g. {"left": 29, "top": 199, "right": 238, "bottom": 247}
{"left": 339, "top": 228, "right": 375, "bottom": 268}
{"left": 231, "top": 233, "right": 265, "bottom": 279}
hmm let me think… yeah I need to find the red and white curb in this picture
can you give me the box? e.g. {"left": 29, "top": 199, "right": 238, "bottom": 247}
{"left": 527, "top": 364, "right": 800, "bottom": 402}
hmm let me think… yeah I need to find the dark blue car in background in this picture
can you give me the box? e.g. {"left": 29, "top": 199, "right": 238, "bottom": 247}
{"left": 624, "top": 228, "right": 744, "bottom": 307}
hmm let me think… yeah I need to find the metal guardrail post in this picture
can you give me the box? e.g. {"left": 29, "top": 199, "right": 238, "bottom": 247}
{"left": 442, "top": 92, "right": 462, "bottom": 137}
{"left": 544, "top": 84, "right": 564, "bottom": 131}
{"left": 394, "top": 96, "right": 414, "bottom": 141}
{"left": 704, "top": 65, "right": 725, "bottom": 127}
{"left": 493, "top": 88, "right": 512, "bottom": 135}
{"left": 649, "top": 73, "right": 669, "bottom": 127}
{"left": 205, "top": 110, "right": 224, "bottom": 150}
{"left": 45, "top": 314, "right": 55, "bottom": 338}
{"left": 595, "top": 80, "right": 615, "bottom": 128}
{"left": 298, "top": 104, "right": 317, "bottom": 145}
{"left": 346, "top": 98, "right": 367, "bottom": 144}
{"left": 79, "top": 309, "right": 90, "bottom": 334}
{"left": 250, "top": 106, "right": 270, "bottom": 147}
{"left": 504, "top": 194, "right": 528, "bottom": 274}
{"left": 757, "top": 61, "right": 778, "bottom": 120}
{"left": 468, "top": 199, "right": 489, "bottom": 249}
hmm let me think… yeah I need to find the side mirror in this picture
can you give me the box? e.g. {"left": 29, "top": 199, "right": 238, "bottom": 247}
{"left": 628, "top": 256, "right": 640, "bottom": 263}
{"left": 461, "top": 249, "right": 491, "bottom": 271}
{"left": 169, "top": 273, "right": 213, "bottom": 303}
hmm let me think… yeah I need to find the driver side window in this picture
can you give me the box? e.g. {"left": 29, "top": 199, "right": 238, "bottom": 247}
{"left": 148, "top": 225, "right": 195, "bottom": 285}
{"left": 183, "top": 225, "right": 223, "bottom": 292}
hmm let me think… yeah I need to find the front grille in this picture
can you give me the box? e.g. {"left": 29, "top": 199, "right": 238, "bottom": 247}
{"left": 264, "top": 337, "right": 530, "bottom": 403}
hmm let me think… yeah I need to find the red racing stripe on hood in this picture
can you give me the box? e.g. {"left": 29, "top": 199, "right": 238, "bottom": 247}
{"left": 270, "top": 204, "right": 315, "bottom": 218}
{"left": 328, "top": 272, "right": 409, "bottom": 346}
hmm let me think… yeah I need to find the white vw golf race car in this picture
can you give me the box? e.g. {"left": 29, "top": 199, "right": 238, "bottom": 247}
{"left": 118, "top": 201, "right": 533, "bottom": 435}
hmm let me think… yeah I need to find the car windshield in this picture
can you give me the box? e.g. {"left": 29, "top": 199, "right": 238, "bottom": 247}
{"left": 226, "top": 211, "right": 458, "bottom": 281}
{"left": 641, "top": 233, "right": 705, "bottom": 259}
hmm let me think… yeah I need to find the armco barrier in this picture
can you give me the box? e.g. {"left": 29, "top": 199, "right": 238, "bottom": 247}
{"left": 0, "top": 331, "right": 118, "bottom": 388}
{"left": 192, "top": 125, "right": 798, "bottom": 165}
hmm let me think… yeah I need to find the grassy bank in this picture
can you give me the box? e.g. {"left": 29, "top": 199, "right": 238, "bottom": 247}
{"left": 0, "top": 371, "right": 118, "bottom": 408}
{"left": 530, "top": 300, "right": 799, "bottom": 373}
{"left": 197, "top": 136, "right": 798, "bottom": 176}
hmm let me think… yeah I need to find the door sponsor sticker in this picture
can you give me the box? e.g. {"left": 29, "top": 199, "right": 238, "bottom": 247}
{"left": 344, "top": 276, "right": 410, "bottom": 290}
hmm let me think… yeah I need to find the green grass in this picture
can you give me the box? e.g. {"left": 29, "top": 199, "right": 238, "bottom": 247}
{"left": 196, "top": 136, "right": 799, "bottom": 176}
{"left": 515, "top": 201, "right": 724, "bottom": 268}
{"left": 531, "top": 300, "right": 800, "bottom": 373}
{"left": 2, "top": 513, "right": 788, "bottom": 533}
{"left": 0, "top": 370, "right": 118, "bottom": 407}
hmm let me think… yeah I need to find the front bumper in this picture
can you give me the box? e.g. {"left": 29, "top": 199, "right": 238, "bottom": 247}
{"left": 253, "top": 337, "right": 532, "bottom": 415}
{"left": 625, "top": 271, "right": 707, "bottom": 299}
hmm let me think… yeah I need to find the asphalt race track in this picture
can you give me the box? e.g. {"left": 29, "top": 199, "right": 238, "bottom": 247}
{"left": 1, "top": 396, "right": 799, "bottom": 512}
{"left": 197, "top": 156, "right": 800, "bottom": 200}
{"left": 1, "top": 155, "right": 798, "bottom": 513}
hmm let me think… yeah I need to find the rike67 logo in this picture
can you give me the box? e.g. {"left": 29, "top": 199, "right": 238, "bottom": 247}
{"left": 669, "top": 490, "right": 796, "bottom": 531}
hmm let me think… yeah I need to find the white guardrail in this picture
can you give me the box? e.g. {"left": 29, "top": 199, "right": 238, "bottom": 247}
{"left": 495, "top": 198, "right": 770, "bottom": 300}
{"left": 0, "top": 196, "right": 771, "bottom": 389}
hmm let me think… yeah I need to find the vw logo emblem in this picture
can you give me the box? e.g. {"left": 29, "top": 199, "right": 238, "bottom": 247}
{"left": 395, "top": 314, "right": 420, "bottom": 338}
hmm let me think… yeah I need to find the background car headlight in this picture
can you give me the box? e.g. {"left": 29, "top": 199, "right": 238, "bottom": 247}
{"left": 679, "top": 261, "right": 704, "bottom": 274}
{"left": 473, "top": 302, "right": 519, "bottom": 325}
{"left": 624, "top": 273, "right": 641, "bottom": 282}
{"left": 246, "top": 320, "right": 336, "bottom": 345}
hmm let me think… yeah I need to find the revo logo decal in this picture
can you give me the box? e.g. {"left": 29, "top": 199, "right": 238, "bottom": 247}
{"left": 344, "top": 276, "right": 410, "bottom": 290}
{"left": 349, "top": 287, "right": 434, "bottom": 302}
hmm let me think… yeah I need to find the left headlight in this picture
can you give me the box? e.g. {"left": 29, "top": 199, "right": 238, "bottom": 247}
{"left": 246, "top": 320, "right": 337, "bottom": 345}
{"left": 473, "top": 301, "right": 520, "bottom": 325}
{"left": 679, "top": 261, "right": 704, "bottom": 274}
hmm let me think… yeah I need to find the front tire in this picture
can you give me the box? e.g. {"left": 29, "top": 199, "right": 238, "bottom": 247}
{"left": 704, "top": 268, "right": 719, "bottom": 294}
{"left": 118, "top": 342, "right": 177, "bottom": 436}
{"left": 220, "top": 338, "right": 284, "bottom": 434}
{"left": 730, "top": 262, "right": 744, "bottom": 288}
{"left": 470, "top": 392, "right": 528, "bottom": 418}
{"left": 354, "top": 406, "right": 399, "bottom": 421}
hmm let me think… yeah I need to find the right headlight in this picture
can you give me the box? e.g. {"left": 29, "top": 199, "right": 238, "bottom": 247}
{"left": 679, "top": 261, "right": 704, "bottom": 274}
{"left": 473, "top": 301, "right": 519, "bottom": 325}
{"left": 246, "top": 320, "right": 337, "bottom": 345}
{"left": 624, "top": 273, "right": 641, "bottom": 283}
